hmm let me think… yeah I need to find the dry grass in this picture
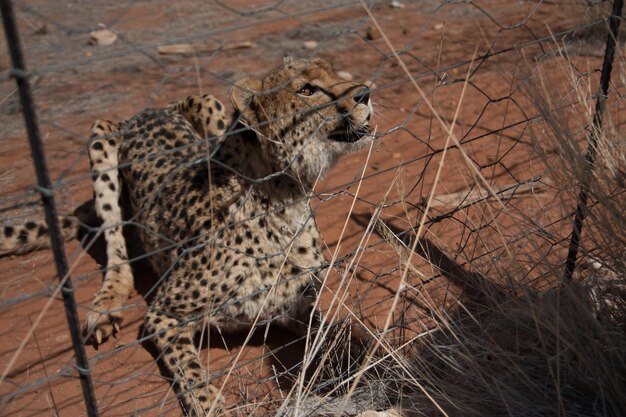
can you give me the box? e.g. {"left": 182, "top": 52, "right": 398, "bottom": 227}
{"left": 278, "top": 5, "right": 626, "bottom": 416}
{"left": 398, "top": 277, "right": 625, "bottom": 417}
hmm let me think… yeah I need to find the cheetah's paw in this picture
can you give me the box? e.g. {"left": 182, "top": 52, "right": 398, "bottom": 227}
{"left": 184, "top": 382, "right": 225, "bottom": 417}
{"left": 83, "top": 292, "right": 124, "bottom": 347}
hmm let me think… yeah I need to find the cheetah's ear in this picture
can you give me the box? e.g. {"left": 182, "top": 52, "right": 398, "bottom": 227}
{"left": 230, "top": 78, "right": 262, "bottom": 125}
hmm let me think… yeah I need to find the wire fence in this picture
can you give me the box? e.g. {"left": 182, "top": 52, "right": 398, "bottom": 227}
{"left": 0, "top": 0, "right": 624, "bottom": 416}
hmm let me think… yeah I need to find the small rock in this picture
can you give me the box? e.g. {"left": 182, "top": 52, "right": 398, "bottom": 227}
{"left": 356, "top": 409, "right": 403, "bottom": 417}
{"left": 89, "top": 29, "right": 117, "bottom": 46}
{"left": 158, "top": 44, "right": 195, "bottom": 55}
{"left": 434, "top": 23, "right": 444, "bottom": 30}
{"left": 224, "top": 41, "right": 256, "bottom": 50}
{"left": 303, "top": 40, "right": 318, "bottom": 50}
{"left": 337, "top": 71, "right": 353, "bottom": 81}
{"left": 366, "top": 26, "right": 380, "bottom": 40}
{"left": 157, "top": 41, "right": 255, "bottom": 56}
{"left": 390, "top": 0, "right": 405, "bottom": 8}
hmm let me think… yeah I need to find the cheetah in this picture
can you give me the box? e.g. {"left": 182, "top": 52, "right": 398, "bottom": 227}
{"left": 1, "top": 57, "right": 374, "bottom": 415}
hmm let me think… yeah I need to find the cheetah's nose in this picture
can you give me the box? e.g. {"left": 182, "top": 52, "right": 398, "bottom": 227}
{"left": 353, "top": 87, "right": 370, "bottom": 105}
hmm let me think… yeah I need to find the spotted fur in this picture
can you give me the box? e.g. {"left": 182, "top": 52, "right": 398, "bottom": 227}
{"left": 0, "top": 216, "right": 76, "bottom": 256}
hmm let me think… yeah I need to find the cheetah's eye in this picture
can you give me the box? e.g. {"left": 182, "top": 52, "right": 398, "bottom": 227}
{"left": 296, "top": 83, "right": 318, "bottom": 96}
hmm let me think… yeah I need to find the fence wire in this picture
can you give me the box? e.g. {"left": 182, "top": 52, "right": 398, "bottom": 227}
{"left": 0, "top": 1, "right": 624, "bottom": 416}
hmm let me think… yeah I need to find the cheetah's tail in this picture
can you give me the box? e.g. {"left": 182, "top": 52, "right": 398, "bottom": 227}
{"left": 0, "top": 216, "right": 79, "bottom": 257}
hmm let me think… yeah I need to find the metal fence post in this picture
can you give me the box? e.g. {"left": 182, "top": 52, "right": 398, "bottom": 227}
{"left": 563, "top": 0, "right": 623, "bottom": 282}
{"left": 0, "top": 0, "right": 99, "bottom": 415}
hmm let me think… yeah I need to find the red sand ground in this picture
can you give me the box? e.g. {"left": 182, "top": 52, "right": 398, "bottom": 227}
{"left": 0, "top": 1, "right": 619, "bottom": 416}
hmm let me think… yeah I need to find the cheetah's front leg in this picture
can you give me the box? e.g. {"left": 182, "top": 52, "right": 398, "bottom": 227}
{"left": 144, "top": 307, "right": 224, "bottom": 416}
{"left": 84, "top": 120, "right": 134, "bottom": 345}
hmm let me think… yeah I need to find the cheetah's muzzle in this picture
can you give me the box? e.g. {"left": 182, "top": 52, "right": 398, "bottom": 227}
{"left": 327, "top": 123, "right": 370, "bottom": 143}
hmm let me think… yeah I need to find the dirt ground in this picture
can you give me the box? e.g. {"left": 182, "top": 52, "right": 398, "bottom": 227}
{"left": 0, "top": 1, "right": 620, "bottom": 416}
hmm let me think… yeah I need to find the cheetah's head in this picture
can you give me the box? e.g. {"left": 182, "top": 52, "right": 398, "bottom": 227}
{"left": 230, "top": 57, "right": 374, "bottom": 184}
